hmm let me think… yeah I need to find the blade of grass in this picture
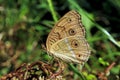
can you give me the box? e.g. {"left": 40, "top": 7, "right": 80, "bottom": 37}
{"left": 69, "top": 64, "right": 87, "bottom": 80}
{"left": 94, "top": 23, "right": 120, "bottom": 47}
{"left": 47, "top": 0, "right": 58, "bottom": 22}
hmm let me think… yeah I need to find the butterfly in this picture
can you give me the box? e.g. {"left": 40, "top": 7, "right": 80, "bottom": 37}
{"left": 46, "top": 10, "right": 90, "bottom": 65}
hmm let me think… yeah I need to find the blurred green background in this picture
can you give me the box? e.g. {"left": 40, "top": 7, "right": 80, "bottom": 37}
{"left": 0, "top": 0, "right": 120, "bottom": 80}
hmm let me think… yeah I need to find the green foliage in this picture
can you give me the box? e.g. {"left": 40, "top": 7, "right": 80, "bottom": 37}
{"left": 0, "top": 0, "right": 120, "bottom": 80}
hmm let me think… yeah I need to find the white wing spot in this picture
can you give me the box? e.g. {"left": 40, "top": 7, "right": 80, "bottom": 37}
{"left": 64, "top": 38, "right": 76, "bottom": 58}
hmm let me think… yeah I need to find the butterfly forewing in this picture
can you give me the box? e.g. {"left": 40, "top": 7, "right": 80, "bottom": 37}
{"left": 46, "top": 10, "right": 85, "bottom": 51}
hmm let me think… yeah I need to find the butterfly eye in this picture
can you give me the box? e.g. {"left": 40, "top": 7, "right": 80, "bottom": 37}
{"left": 71, "top": 39, "right": 79, "bottom": 48}
{"left": 68, "top": 28, "right": 76, "bottom": 36}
